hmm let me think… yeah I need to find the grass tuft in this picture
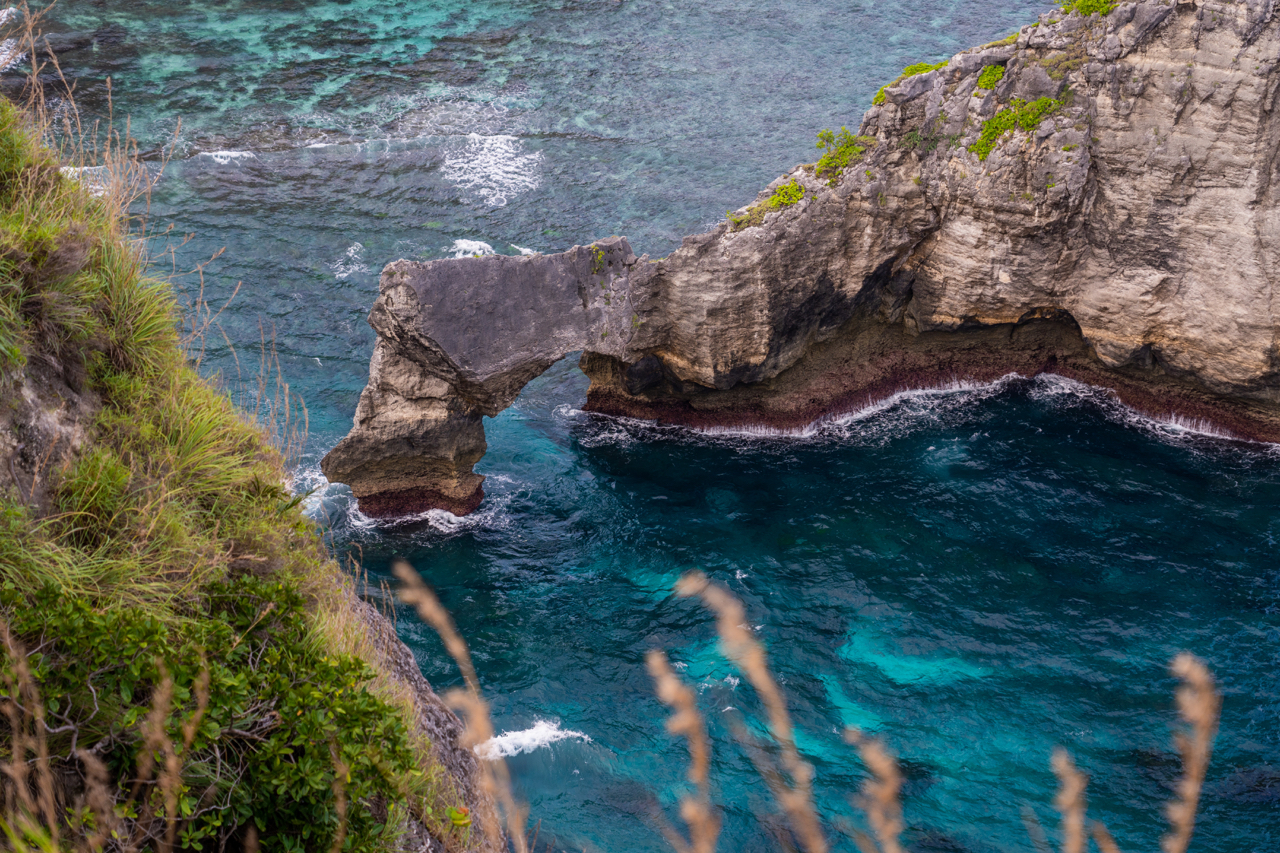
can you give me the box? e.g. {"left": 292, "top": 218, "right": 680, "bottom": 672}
{"left": 872, "top": 60, "right": 948, "bottom": 106}
{"left": 1058, "top": 0, "right": 1117, "bottom": 16}
{"left": 727, "top": 177, "right": 807, "bottom": 231}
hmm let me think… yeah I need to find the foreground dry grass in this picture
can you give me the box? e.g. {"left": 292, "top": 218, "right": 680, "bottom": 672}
{"left": 397, "top": 565, "right": 1221, "bottom": 853}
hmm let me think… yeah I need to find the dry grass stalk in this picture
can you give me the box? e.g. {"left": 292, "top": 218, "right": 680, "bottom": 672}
{"left": 1090, "top": 821, "right": 1124, "bottom": 853}
{"left": 1162, "top": 653, "right": 1219, "bottom": 853}
{"left": 844, "top": 729, "right": 904, "bottom": 853}
{"left": 0, "top": 620, "right": 122, "bottom": 853}
{"left": 74, "top": 750, "right": 117, "bottom": 852}
{"left": 1050, "top": 748, "right": 1086, "bottom": 853}
{"left": 646, "top": 649, "right": 720, "bottom": 853}
{"left": 675, "top": 572, "right": 826, "bottom": 853}
{"left": 329, "top": 743, "right": 350, "bottom": 853}
{"left": 393, "top": 559, "right": 526, "bottom": 853}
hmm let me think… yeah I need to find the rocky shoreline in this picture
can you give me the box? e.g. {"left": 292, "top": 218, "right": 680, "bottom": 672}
{"left": 581, "top": 316, "right": 1280, "bottom": 442}
{"left": 326, "top": 0, "right": 1280, "bottom": 516}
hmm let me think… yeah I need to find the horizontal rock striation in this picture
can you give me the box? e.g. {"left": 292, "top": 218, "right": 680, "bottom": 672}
{"left": 327, "top": 0, "right": 1280, "bottom": 516}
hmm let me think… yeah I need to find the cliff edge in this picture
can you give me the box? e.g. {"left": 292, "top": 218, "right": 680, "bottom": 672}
{"left": 326, "top": 0, "right": 1280, "bottom": 517}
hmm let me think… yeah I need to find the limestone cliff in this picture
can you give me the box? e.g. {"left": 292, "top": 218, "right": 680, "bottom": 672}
{"left": 326, "top": 0, "right": 1280, "bottom": 517}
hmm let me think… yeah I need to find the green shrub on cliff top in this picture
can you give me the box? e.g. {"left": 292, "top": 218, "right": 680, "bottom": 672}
{"left": 969, "top": 96, "right": 1064, "bottom": 160}
{"left": 814, "top": 127, "right": 877, "bottom": 186}
{"left": 872, "top": 59, "right": 948, "bottom": 106}
{"left": 1058, "top": 0, "right": 1117, "bottom": 15}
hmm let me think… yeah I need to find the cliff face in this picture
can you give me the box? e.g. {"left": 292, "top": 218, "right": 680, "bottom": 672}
{"left": 327, "top": 0, "right": 1280, "bottom": 517}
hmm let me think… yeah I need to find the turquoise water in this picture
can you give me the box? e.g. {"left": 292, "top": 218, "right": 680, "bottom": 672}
{"left": 43, "top": 1, "right": 1280, "bottom": 850}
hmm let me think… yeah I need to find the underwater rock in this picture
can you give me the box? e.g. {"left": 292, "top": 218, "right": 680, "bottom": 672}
{"left": 328, "top": 0, "right": 1280, "bottom": 516}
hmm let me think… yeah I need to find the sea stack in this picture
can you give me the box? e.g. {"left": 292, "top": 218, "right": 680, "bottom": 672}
{"left": 327, "top": 0, "right": 1280, "bottom": 517}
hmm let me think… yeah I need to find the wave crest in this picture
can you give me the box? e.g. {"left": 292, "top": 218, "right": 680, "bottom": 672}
{"left": 475, "top": 720, "right": 591, "bottom": 760}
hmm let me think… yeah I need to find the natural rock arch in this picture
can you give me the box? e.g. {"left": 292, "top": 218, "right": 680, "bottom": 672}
{"left": 325, "top": 0, "right": 1280, "bottom": 517}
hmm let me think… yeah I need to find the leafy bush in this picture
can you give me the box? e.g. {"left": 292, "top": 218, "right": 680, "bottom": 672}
{"left": 1058, "top": 0, "right": 1117, "bottom": 15}
{"left": 976, "top": 64, "right": 1005, "bottom": 91}
{"left": 968, "top": 96, "right": 1064, "bottom": 161}
{"left": 2, "top": 579, "right": 417, "bottom": 851}
{"left": 727, "top": 178, "right": 806, "bottom": 230}
{"left": 814, "top": 127, "right": 877, "bottom": 186}
{"left": 872, "top": 60, "right": 948, "bottom": 106}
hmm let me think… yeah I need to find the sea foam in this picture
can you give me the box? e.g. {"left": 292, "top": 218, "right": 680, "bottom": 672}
{"left": 442, "top": 133, "right": 542, "bottom": 207}
{"left": 329, "top": 242, "right": 369, "bottom": 280}
{"left": 202, "top": 150, "right": 256, "bottom": 165}
{"left": 449, "top": 239, "right": 496, "bottom": 258}
{"left": 475, "top": 720, "right": 592, "bottom": 759}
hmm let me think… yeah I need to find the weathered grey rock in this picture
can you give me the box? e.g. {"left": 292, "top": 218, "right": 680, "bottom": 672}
{"left": 322, "top": 237, "right": 661, "bottom": 516}
{"left": 328, "top": 0, "right": 1280, "bottom": 516}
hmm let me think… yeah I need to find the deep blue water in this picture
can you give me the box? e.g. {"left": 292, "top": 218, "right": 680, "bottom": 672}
{"left": 42, "top": 2, "right": 1280, "bottom": 851}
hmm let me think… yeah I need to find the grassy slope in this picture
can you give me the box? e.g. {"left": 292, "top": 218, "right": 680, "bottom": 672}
{"left": 0, "top": 99, "right": 467, "bottom": 851}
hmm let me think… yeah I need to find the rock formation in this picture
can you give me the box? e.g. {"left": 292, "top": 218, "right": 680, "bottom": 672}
{"left": 326, "top": 0, "right": 1280, "bottom": 517}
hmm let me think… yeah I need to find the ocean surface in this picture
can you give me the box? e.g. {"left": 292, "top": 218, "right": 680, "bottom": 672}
{"left": 42, "top": 2, "right": 1280, "bottom": 851}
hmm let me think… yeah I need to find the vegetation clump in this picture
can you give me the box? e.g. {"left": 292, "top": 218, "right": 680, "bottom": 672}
{"left": 727, "top": 177, "right": 805, "bottom": 231}
{"left": 813, "top": 127, "right": 877, "bottom": 186}
{"left": 976, "top": 64, "right": 1005, "bottom": 91}
{"left": 969, "top": 96, "right": 1064, "bottom": 160}
{"left": 872, "top": 60, "right": 948, "bottom": 106}
{"left": 1058, "top": 0, "right": 1117, "bottom": 15}
{"left": 0, "top": 86, "right": 461, "bottom": 852}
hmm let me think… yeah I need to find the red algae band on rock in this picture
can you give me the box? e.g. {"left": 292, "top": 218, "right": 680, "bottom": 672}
{"left": 324, "top": 0, "right": 1280, "bottom": 517}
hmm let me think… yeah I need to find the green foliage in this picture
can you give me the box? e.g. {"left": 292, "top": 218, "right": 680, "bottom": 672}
{"left": 727, "top": 178, "right": 806, "bottom": 231}
{"left": 0, "top": 87, "right": 456, "bottom": 853}
{"left": 1058, "top": 0, "right": 1116, "bottom": 15}
{"left": 983, "top": 32, "right": 1019, "bottom": 47}
{"left": 0, "top": 99, "right": 140, "bottom": 377}
{"left": 2, "top": 579, "right": 416, "bottom": 852}
{"left": 814, "top": 127, "right": 877, "bottom": 186}
{"left": 968, "top": 96, "right": 1065, "bottom": 161}
{"left": 976, "top": 64, "right": 1006, "bottom": 91}
{"left": 768, "top": 178, "right": 805, "bottom": 207}
{"left": 872, "top": 60, "right": 948, "bottom": 106}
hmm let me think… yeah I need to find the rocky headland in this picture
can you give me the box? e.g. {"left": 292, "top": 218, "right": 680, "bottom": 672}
{"left": 324, "top": 0, "right": 1280, "bottom": 517}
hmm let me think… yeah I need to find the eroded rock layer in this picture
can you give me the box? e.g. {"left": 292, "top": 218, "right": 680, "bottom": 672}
{"left": 326, "top": 0, "right": 1280, "bottom": 516}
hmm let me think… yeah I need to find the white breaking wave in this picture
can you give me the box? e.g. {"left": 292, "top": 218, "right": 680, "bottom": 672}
{"left": 475, "top": 720, "right": 591, "bottom": 760}
{"left": 565, "top": 372, "right": 1276, "bottom": 452}
{"left": 511, "top": 244, "right": 538, "bottom": 256}
{"left": 697, "top": 376, "right": 1012, "bottom": 440}
{"left": 202, "top": 150, "right": 256, "bottom": 165}
{"left": 442, "top": 133, "right": 542, "bottom": 207}
{"left": 1029, "top": 374, "right": 1254, "bottom": 446}
{"left": 329, "top": 242, "right": 369, "bottom": 280}
{"left": 60, "top": 165, "right": 110, "bottom": 197}
{"left": 0, "top": 7, "right": 24, "bottom": 73}
{"left": 449, "top": 239, "right": 496, "bottom": 258}
{"left": 561, "top": 375, "right": 1018, "bottom": 450}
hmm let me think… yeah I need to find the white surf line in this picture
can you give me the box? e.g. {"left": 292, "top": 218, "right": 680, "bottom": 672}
{"left": 474, "top": 720, "right": 592, "bottom": 759}
{"left": 692, "top": 374, "right": 1021, "bottom": 439}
